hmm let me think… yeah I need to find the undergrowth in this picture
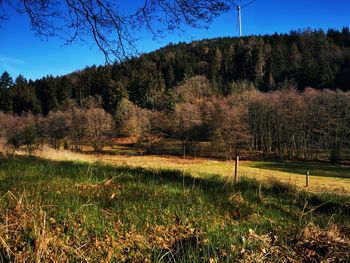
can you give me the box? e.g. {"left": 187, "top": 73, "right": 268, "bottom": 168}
{"left": 0, "top": 156, "right": 349, "bottom": 262}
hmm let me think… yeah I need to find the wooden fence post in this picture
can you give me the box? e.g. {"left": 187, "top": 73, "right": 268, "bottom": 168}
{"left": 306, "top": 171, "right": 309, "bottom": 187}
{"left": 234, "top": 156, "right": 239, "bottom": 182}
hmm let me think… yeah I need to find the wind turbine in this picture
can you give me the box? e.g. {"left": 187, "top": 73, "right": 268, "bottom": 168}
{"left": 233, "top": 0, "right": 257, "bottom": 37}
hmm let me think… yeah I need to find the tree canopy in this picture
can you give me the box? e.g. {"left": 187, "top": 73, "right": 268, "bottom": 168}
{"left": 2, "top": 28, "right": 350, "bottom": 115}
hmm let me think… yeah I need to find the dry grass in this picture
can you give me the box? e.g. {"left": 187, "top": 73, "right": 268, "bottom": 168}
{"left": 0, "top": 191, "right": 204, "bottom": 262}
{"left": 31, "top": 147, "right": 350, "bottom": 195}
{"left": 0, "top": 192, "right": 88, "bottom": 261}
{"left": 33, "top": 146, "right": 98, "bottom": 163}
{"left": 1, "top": 156, "right": 350, "bottom": 262}
{"left": 93, "top": 154, "right": 350, "bottom": 195}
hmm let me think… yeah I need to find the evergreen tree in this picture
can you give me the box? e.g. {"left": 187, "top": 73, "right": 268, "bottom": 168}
{"left": 0, "top": 71, "right": 13, "bottom": 88}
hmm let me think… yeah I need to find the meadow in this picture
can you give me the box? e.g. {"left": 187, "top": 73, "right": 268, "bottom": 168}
{"left": 1, "top": 154, "right": 350, "bottom": 262}
{"left": 35, "top": 146, "right": 350, "bottom": 195}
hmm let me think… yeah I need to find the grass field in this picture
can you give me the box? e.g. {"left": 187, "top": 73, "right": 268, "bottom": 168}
{"left": 34, "top": 147, "right": 350, "bottom": 195}
{"left": 1, "top": 156, "right": 350, "bottom": 262}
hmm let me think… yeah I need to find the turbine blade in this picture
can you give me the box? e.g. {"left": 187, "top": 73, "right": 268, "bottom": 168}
{"left": 231, "top": 0, "right": 242, "bottom": 9}
{"left": 242, "top": 0, "right": 257, "bottom": 8}
{"left": 230, "top": 0, "right": 239, "bottom": 8}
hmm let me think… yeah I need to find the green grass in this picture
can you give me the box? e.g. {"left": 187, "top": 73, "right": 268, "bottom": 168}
{"left": 0, "top": 157, "right": 350, "bottom": 262}
{"left": 249, "top": 161, "right": 350, "bottom": 179}
{"left": 36, "top": 145, "right": 350, "bottom": 193}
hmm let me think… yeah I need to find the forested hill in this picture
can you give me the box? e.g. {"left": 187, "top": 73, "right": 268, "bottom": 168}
{"left": 1, "top": 28, "right": 350, "bottom": 115}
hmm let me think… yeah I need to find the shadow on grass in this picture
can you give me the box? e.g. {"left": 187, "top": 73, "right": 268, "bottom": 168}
{"left": 0, "top": 249, "right": 9, "bottom": 263}
{"left": 1, "top": 156, "right": 349, "bottom": 220}
{"left": 249, "top": 161, "right": 350, "bottom": 179}
{"left": 1, "top": 156, "right": 350, "bottom": 262}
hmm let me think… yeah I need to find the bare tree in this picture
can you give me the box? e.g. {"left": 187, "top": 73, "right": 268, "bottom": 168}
{"left": 114, "top": 98, "right": 156, "bottom": 152}
{"left": 44, "top": 111, "right": 71, "bottom": 149}
{"left": 69, "top": 107, "right": 86, "bottom": 152}
{"left": 321, "top": 90, "right": 349, "bottom": 163}
{"left": 0, "top": 112, "right": 7, "bottom": 138}
{"left": 171, "top": 75, "right": 212, "bottom": 103}
{"left": 210, "top": 98, "right": 250, "bottom": 160}
{"left": 0, "top": 1, "right": 232, "bottom": 62}
{"left": 144, "top": 110, "right": 170, "bottom": 153}
{"left": 21, "top": 112, "right": 39, "bottom": 154}
{"left": 1, "top": 114, "right": 24, "bottom": 158}
{"left": 85, "top": 107, "right": 114, "bottom": 152}
{"left": 173, "top": 102, "right": 202, "bottom": 157}
{"left": 0, "top": 112, "right": 10, "bottom": 155}
{"left": 115, "top": 98, "right": 141, "bottom": 142}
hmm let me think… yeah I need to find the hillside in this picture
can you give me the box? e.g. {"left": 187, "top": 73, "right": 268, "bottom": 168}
{"left": 1, "top": 25, "right": 350, "bottom": 262}
{"left": 0, "top": 28, "right": 350, "bottom": 115}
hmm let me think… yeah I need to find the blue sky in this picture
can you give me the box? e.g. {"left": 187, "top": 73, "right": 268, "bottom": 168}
{"left": 0, "top": 0, "right": 349, "bottom": 80}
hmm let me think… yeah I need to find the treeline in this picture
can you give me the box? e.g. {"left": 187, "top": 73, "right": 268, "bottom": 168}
{"left": 1, "top": 87, "right": 350, "bottom": 162}
{"left": 0, "top": 103, "right": 114, "bottom": 155}
{"left": 0, "top": 28, "right": 350, "bottom": 115}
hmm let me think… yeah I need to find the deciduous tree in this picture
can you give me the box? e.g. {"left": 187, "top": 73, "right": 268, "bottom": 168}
{"left": 85, "top": 108, "right": 114, "bottom": 152}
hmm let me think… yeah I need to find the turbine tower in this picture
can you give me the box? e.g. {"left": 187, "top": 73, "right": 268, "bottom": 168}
{"left": 233, "top": 0, "right": 257, "bottom": 37}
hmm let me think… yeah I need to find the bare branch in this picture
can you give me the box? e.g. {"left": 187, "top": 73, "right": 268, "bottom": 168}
{"left": 0, "top": 0, "right": 233, "bottom": 62}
